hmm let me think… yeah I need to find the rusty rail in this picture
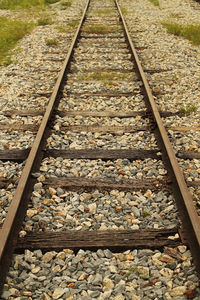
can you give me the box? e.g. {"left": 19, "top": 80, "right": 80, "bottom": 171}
{"left": 115, "top": 0, "right": 200, "bottom": 275}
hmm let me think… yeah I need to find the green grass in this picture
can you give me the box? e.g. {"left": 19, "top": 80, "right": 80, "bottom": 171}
{"left": 172, "top": 74, "right": 178, "bottom": 81}
{"left": 162, "top": 22, "right": 200, "bottom": 45}
{"left": 0, "top": 0, "right": 60, "bottom": 9}
{"left": 124, "top": 267, "right": 138, "bottom": 278}
{"left": 67, "top": 20, "right": 79, "bottom": 27}
{"left": 83, "top": 25, "right": 119, "bottom": 34}
{"left": 178, "top": 104, "right": 197, "bottom": 115}
{"left": 60, "top": 0, "right": 72, "bottom": 9}
{"left": 56, "top": 26, "right": 71, "bottom": 33}
{"left": 121, "top": 8, "right": 128, "bottom": 15}
{"left": 94, "top": 9, "right": 116, "bottom": 16}
{"left": 56, "top": 20, "right": 79, "bottom": 33}
{"left": 142, "top": 210, "right": 151, "bottom": 218}
{"left": 148, "top": 0, "right": 160, "bottom": 7}
{"left": 46, "top": 38, "right": 58, "bottom": 46}
{"left": 0, "top": 17, "right": 34, "bottom": 65}
{"left": 45, "top": 0, "right": 60, "bottom": 3}
{"left": 2, "top": 56, "right": 13, "bottom": 66}
{"left": 0, "top": 0, "right": 44, "bottom": 10}
{"left": 37, "top": 16, "right": 53, "bottom": 25}
{"left": 170, "top": 13, "right": 184, "bottom": 19}
{"left": 77, "top": 71, "right": 128, "bottom": 85}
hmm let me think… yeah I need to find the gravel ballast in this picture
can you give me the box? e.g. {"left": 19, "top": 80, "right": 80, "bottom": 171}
{"left": 3, "top": 247, "right": 200, "bottom": 299}
{"left": 22, "top": 187, "right": 178, "bottom": 232}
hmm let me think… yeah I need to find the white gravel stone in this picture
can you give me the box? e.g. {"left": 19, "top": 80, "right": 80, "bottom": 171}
{"left": 40, "top": 157, "right": 167, "bottom": 180}
{"left": 0, "top": 160, "right": 24, "bottom": 178}
{"left": 170, "top": 286, "right": 186, "bottom": 297}
{"left": 52, "top": 288, "right": 66, "bottom": 299}
{"left": 0, "top": 130, "right": 35, "bottom": 150}
{"left": 59, "top": 94, "right": 146, "bottom": 112}
{"left": 47, "top": 131, "right": 157, "bottom": 150}
{"left": 22, "top": 188, "right": 179, "bottom": 231}
{"left": 3, "top": 247, "right": 200, "bottom": 299}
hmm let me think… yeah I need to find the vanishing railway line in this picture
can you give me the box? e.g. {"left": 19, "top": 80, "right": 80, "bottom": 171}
{"left": 0, "top": 0, "right": 200, "bottom": 298}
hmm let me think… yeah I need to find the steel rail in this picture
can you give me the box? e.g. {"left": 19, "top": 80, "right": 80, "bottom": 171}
{"left": 115, "top": 0, "right": 200, "bottom": 275}
{"left": 0, "top": 0, "right": 90, "bottom": 293}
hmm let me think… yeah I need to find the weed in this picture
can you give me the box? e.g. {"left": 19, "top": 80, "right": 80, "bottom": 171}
{"left": 170, "top": 13, "right": 184, "bottom": 19}
{"left": 77, "top": 71, "right": 128, "bottom": 85}
{"left": 46, "top": 38, "right": 58, "bottom": 46}
{"left": 142, "top": 210, "right": 151, "bottom": 218}
{"left": 121, "top": 8, "right": 128, "bottom": 14}
{"left": 56, "top": 26, "right": 70, "bottom": 33}
{"left": 0, "top": 0, "right": 60, "bottom": 10}
{"left": 172, "top": 74, "right": 178, "bottom": 81}
{"left": 148, "top": 0, "right": 160, "bottom": 7}
{"left": 67, "top": 20, "right": 79, "bottom": 28}
{"left": 45, "top": 0, "right": 60, "bottom": 3}
{"left": 37, "top": 16, "right": 53, "bottom": 25}
{"left": 0, "top": 17, "right": 34, "bottom": 65}
{"left": 83, "top": 25, "right": 119, "bottom": 34}
{"left": 178, "top": 104, "right": 197, "bottom": 115}
{"left": 124, "top": 267, "right": 138, "bottom": 278}
{"left": 56, "top": 20, "right": 79, "bottom": 33}
{"left": 94, "top": 9, "right": 116, "bottom": 16}
{"left": 61, "top": 0, "right": 72, "bottom": 9}
{"left": 162, "top": 22, "right": 200, "bottom": 45}
{"left": 3, "top": 57, "right": 13, "bottom": 66}
{"left": 0, "top": 0, "right": 45, "bottom": 10}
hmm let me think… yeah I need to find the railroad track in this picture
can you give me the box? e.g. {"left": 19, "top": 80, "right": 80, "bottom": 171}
{"left": 0, "top": 0, "right": 200, "bottom": 298}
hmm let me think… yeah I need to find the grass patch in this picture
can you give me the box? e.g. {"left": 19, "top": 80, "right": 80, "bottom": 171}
{"left": 162, "top": 22, "right": 200, "bottom": 45}
{"left": 124, "top": 267, "right": 138, "bottom": 278}
{"left": 142, "top": 210, "right": 151, "bottom": 218}
{"left": 45, "top": 0, "right": 60, "bottom": 3}
{"left": 172, "top": 74, "right": 178, "bottom": 81}
{"left": 56, "top": 26, "right": 71, "bottom": 33}
{"left": 148, "top": 0, "right": 160, "bottom": 7}
{"left": 46, "top": 38, "right": 58, "bottom": 46}
{"left": 94, "top": 9, "right": 116, "bottom": 16}
{"left": 0, "top": 0, "right": 45, "bottom": 10}
{"left": 0, "top": 0, "right": 60, "bottom": 9}
{"left": 83, "top": 25, "right": 119, "bottom": 34}
{"left": 2, "top": 56, "right": 13, "bottom": 66}
{"left": 178, "top": 104, "right": 197, "bottom": 115}
{"left": 77, "top": 71, "right": 128, "bottom": 83}
{"left": 67, "top": 20, "right": 79, "bottom": 28}
{"left": 121, "top": 8, "right": 128, "bottom": 14}
{"left": 170, "top": 13, "right": 184, "bottom": 19}
{"left": 37, "top": 16, "right": 53, "bottom": 25}
{"left": 56, "top": 20, "right": 79, "bottom": 33}
{"left": 60, "top": 0, "right": 72, "bottom": 9}
{"left": 0, "top": 17, "right": 34, "bottom": 65}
